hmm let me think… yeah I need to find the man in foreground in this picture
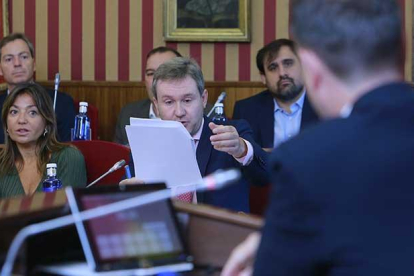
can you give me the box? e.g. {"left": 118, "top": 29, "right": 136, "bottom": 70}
{"left": 124, "top": 57, "right": 268, "bottom": 212}
{"left": 222, "top": 0, "right": 414, "bottom": 275}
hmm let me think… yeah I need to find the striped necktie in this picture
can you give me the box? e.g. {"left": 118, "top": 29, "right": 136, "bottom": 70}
{"left": 175, "top": 138, "right": 198, "bottom": 203}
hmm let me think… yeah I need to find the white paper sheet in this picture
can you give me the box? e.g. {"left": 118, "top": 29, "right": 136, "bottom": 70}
{"left": 126, "top": 118, "right": 202, "bottom": 196}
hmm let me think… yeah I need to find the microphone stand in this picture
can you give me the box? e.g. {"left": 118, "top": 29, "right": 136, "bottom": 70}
{"left": 86, "top": 169, "right": 117, "bottom": 188}
{"left": 86, "top": 170, "right": 113, "bottom": 188}
{"left": 53, "top": 73, "right": 60, "bottom": 111}
{"left": 207, "top": 91, "right": 226, "bottom": 117}
{"left": 86, "top": 160, "right": 126, "bottom": 188}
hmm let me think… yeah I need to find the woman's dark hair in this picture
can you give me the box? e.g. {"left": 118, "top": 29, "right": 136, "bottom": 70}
{"left": 0, "top": 83, "right": 66, "bottom": 175}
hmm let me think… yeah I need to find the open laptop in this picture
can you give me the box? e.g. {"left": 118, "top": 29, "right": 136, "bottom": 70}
{"left": 39, "top": 184, "right": 193, "bottom": 276}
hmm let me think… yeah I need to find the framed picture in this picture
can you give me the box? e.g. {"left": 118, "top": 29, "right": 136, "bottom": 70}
{"left": 164, "top": 0, "right": 251, "bottom": 42}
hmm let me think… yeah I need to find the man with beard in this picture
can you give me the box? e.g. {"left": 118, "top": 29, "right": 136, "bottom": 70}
{"left": 233, "top": 39, "right": 318, "bottom": 150}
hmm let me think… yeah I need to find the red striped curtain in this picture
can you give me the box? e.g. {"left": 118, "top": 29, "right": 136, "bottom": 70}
{"left": 5, "top": 0, "right": 414, "bottom": 82}
{"left": 0, "top": 0, "right": 9, "bottom": 85}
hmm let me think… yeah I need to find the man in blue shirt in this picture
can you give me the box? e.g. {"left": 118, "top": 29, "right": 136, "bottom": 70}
{"left": 233, "top": 39, "right": 318, "bottom": 150}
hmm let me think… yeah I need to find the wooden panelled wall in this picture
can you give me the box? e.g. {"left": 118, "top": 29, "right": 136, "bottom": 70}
{"left": 39, "top": 81, "right": 266, "bottom": 141}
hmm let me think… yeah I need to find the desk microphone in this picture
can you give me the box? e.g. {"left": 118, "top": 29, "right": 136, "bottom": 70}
{"left": 53, "top": 73, "right": 60, "bottom": 111}
{"left": 86, "top": 159, "right": 126, "bottom": 188}
{"left": 0, "top": 168, "right": 241, "bottom": 276}
{"left": 207, "top": 91, "right": 226, "bottom": 117}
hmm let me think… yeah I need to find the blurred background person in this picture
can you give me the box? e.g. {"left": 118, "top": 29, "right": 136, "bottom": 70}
{"left": 0, "top": 33, "right": 76, "bottom": 143}
{"left": 114, "top": 46, "right": 213, "bottom": 146}
{"left": 114, "top": 46, "right": 182, "bottom": 145}
{"left": 0, "top": 83, "right": 86, "bottom": 199}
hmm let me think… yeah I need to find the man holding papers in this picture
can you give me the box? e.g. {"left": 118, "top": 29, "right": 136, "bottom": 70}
{"left": 125, "top": 57, "right": 268, "bottom": 212}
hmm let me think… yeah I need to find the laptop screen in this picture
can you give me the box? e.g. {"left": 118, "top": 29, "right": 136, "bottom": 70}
{"left": 70, "top": 184, "right": 192, "bottom": 272}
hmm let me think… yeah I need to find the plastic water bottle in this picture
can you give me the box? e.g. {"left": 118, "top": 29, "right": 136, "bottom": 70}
{"left": 42, "top": 163, "right": 63, "bottom": 192}
{"left": 72, "top": 101, "right": 91, "bottom": 141}
{"left": 212, "top": 103, "right": 226, "bottom": 123}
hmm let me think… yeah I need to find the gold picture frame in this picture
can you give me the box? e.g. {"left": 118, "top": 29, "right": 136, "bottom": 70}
{"left": 164, "top": 0, "right": 251, "bottom": 42}
{"left": 1, "top": 0, "right": 9, "bottom": 38}
{"left": 0, "top": 0, "right": 9, "bottom": 88}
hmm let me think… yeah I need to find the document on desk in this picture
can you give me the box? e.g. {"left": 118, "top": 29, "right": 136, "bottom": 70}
{"left": 126, "top": 118, "right": 202, "bottom": 196}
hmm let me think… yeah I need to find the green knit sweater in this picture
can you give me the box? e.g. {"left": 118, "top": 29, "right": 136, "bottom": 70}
{"left": 0, "top": 146, "right": 87, "bottom": 199}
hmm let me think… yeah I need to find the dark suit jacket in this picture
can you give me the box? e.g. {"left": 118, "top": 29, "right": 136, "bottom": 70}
{"left": 254, "top": 82, "right": 414, "bottom": 276}
{"left": 232, "top": 90, "right": 319, "bottom": 148}
{"left": 0, "top": 87, "right": 76, "bottom": 143}
{"left": 129, "top": 117, "right": 269, "bottom": 212}
{"left": 114, "top": 99, "right": 152, "bottom": 145}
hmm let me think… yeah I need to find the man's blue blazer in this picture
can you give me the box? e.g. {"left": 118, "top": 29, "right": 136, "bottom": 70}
{"left": 254, "top": 82, "right": 414, "bottom": 275}
{"left": 129, "top": 116, "right": 268, "bottom": 213}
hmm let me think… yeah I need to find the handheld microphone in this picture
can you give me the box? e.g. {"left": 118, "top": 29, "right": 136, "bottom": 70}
{"left": 0, "top": 168, "right": 241, "bottom": 276}
{"left": 207, "top": 91, "right": 227, "bottom": 117}
{"left": 86, "top": 159, "right": 126, "bottom": 188}
{"left": 53, "top": 73, "right": 60, "bottom": 111}
{"left": 195, "top": 168, "right": 240, "bottom": 191}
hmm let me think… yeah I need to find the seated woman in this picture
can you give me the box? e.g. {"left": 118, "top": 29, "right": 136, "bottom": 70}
{"left": 0, "top": 83, "right": 87, "bottom": 199}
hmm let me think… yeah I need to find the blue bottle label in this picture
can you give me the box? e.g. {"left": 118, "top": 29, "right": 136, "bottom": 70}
{"left": 42, "top": 177, "right": 63, "bottom": 192}
{"left": 73, "top": 114, "right": 91, "bottom": 140}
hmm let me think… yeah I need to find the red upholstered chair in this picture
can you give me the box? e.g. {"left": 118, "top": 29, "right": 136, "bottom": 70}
{"left": 250, "top": 185, "right": 271, "bottom": 216}
{"left": 73, "top": 100, "right": 99, "bottom": 140}
{"left": 71, "top": 140, "right": 130, "bottom": 186}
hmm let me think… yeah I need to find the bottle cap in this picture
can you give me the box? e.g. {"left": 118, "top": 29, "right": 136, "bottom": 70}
{"left": 46, "top": 163, "right": 57, "bottom": 168}
{"left": 79, "top": 101, "right": 88, "bottom": 107}
{"left": 216, "top": 103, "right": 224, "bottom": 107}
